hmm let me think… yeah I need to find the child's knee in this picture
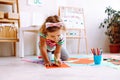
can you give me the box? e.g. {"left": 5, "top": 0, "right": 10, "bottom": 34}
{"left": 61, "top": 54, "right": 69, "bottom": 61}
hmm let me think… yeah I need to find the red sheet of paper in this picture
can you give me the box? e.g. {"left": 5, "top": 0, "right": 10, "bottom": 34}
{"left": 67, "top": 58, "right": 79, "bottom": 61}
{"left": 72, "top": 58, "right": 93, "bottom": 64}
{"left": 46, "top": 63, "right": 70, "bottom": 69}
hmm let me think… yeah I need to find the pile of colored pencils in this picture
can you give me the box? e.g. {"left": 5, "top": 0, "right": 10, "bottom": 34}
{"left": 91, "top": 48, "right": 103, "bottom": 55}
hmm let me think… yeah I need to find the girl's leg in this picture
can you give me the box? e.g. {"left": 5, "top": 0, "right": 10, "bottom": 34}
{"left": 48, "top": 52, "right": 54, "bottom": 61}
{"left": 60, "top": 47, "right": 69, "bottom": 61}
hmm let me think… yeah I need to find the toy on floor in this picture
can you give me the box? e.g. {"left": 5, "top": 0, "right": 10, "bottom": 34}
{"left": 103, "top": 58, "right": 120, "bottom": 65}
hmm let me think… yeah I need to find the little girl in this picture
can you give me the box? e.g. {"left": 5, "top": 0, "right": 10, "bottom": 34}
{"left": 39, "top": 15, "right": 69, "bottom": 67}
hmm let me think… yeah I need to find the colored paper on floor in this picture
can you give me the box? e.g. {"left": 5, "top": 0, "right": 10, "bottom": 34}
{"left": 21, "top": 56, "right": 120, "bottom": 70}
{"left": 104, "top": 58, "right": 120, "bottom": 65}
{"left": 22, "top": 58, "right": 70, "bottom": 69}
{"left": 22, "top": 58, "right": 44, "bottom": 64}
{"left": 67, "top": 58, "right": 79, "bottom": 61}
{"left": 72, "top": 58, "right": 94, "bottom": 64}
{"left": 111, "top": 61, "right": 120, "bottom": 65}
{"left": 66, "top": 58, "right": 93, "bottom": 64}
{"left": 103, "top": 54, "right": 120, "bottom": 65}
{"left": 46, "top": 63, "right": 70, "bottom": 69}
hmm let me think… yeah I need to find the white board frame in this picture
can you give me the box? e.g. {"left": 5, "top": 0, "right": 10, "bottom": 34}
{"left": 59, "top": 6, "right": 85, "bottom": 29}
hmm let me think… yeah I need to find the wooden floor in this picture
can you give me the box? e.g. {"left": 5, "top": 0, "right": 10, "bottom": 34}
{"left": 0, "top": 53, "right": 120, "bottom": 80}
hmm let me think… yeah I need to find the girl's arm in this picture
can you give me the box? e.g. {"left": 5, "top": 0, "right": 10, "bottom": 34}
{"left": 54, "top": 44, "right": 62, "bottom": 66}
{"left": 39, "top": 36, "right": 50, "bottom": 64}
{"left": 54, "top": 44, "right": 61, "bottom": 60}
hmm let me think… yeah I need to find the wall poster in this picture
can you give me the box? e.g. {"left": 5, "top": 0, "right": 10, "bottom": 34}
{"left": 59, "top": 6, "right": 85, "bottom": 29}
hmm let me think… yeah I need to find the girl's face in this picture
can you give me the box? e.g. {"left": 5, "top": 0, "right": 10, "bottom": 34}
{"left": 47, "top": 30, "right": 62, "bottom": 42}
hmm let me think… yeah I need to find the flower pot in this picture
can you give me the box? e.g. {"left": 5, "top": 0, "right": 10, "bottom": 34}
{"left": 109, "top": 44, "right": 120, "bottom": 53}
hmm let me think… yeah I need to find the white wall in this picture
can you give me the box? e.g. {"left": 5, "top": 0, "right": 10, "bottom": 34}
{"left": 0, "top": 0, "right": 120, "bottom": 56}
{"left": 19, "top": 0, "right": 58, "bottom": 56}
{"left": 19, "top": 0, "right": 58, "bottom": 27}
{"left": 58, "top": 0, "right": 120, "bottom": 53}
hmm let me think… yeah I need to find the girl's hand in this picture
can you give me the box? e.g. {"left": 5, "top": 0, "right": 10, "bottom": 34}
{"left": 44, "top": 61, "right": 52, "bottom": 67}
{"left": 54, "top": 59, "right": 62, "bottom": 66}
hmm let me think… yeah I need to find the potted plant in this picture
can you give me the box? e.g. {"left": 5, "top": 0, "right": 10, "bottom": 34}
{"left": 99, "top": 6, "right": 120, "bottom": 53}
